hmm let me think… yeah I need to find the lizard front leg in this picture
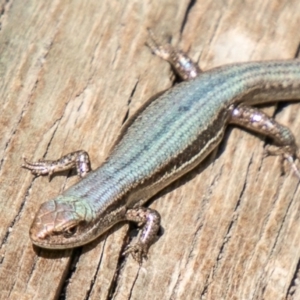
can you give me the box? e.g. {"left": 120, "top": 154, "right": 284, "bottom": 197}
{"left": 22, "top": 150, "right": 91, "bottom": 178}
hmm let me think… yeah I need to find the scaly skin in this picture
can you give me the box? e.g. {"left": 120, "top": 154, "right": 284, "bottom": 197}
{"left": 23, "top": 49, "right": 300, "bottom": 263}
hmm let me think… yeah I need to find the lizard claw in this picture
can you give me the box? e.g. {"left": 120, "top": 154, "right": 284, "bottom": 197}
{"left": 285, "top": 154, "right": 300, "bottom": 180}
{"left": 123, "top": 242, "right": 149, "bottom": 265}
{"left": 22, "top": 157, "right": 52, "bottom": 176}
{"left": 264, "top": 145, "right": 300, "bottom": 180}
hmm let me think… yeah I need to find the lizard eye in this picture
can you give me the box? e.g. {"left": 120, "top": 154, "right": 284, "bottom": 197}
{"left": 62, "top": 225, "right": 78, "bottom": 237}
{"left": 51, "top": 219, "right": 79, "bottom": 237}
{"left": 59, "top": 220, "right": 87, "bottom": 238}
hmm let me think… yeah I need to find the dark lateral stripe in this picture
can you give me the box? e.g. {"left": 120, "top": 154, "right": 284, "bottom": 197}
{"left": 122, "top": 108, "right": 230, "bottom": 205}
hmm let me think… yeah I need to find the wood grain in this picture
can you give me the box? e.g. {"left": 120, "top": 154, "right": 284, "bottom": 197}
{"left": 0, "top": 0, "right": 300, "bottom": 299}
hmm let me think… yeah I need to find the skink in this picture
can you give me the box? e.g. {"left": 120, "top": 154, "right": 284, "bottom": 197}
{"left": 23, "top": 33, "right": 300, "bottom": 263}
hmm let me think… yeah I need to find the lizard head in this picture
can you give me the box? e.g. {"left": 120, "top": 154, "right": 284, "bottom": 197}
{"left": 29, "top": 196, "right": 95, "bottom": 249}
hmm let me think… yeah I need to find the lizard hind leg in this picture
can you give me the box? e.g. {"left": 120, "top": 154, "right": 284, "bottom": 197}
{"left": 146, "top": 29, "right": 201, "bottom": 81}
{"left": 230, "top": 105, "right": 300, "bottom": 179}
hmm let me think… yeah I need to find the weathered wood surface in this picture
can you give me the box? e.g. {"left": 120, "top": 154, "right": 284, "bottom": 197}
{"left": 1, "top": 0, "right": 300, "bottom": 299}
